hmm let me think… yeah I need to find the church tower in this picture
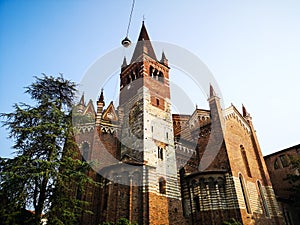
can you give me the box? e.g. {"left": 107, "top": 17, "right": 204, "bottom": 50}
{"left": 117, "top": 22, "right": 184, "bottom": 225}
{"left": 95, "top": 22, "right": 184, "bottom": 225}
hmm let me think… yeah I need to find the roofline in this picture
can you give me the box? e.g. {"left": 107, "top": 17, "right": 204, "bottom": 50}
{"left": 264, "top": 143, "right": 300, "bottom": 158}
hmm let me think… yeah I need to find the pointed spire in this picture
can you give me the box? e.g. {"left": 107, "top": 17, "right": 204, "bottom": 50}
{"left": 160, "top": 51, "right": 168, "bottom": 66}
{"left": 98, "top": 88, "right": 105, "bottom": 105}
{"left": 96, "top": 89, "right": 105, "bottom": 126}
{"left": 79, "top": 93, "right": 85, "bottom": 105}
{"left": 242, "top": 104, "right": 251, "bottom": 118}
{"left": 209, "top": 84, "right": 217, "bottom": 98}
{"left": 138, "top": 21, "right": 150, "bottom": 41}
{"left": 131, "top": 22, "right": 157, "bottom": 63}
{"left": 122, "top": 56, "right": 128, "bottom": 68}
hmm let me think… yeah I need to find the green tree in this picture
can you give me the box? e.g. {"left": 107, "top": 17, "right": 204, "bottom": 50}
{"left": 100, "top": 218, "right": 138, "bottom": 225}
{"left": 286, "top": 155, "right": 300, "bottom": 206}
{"left": 0, "top": 74, "right": 96, "bottom": 225}
{"left": 222, "top": 218, "right": 242, "bottom": 225}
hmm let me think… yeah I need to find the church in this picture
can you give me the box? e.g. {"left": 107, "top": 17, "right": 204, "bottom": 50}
{"left": 73, "top": 22, "right": 285, "bottom": 225}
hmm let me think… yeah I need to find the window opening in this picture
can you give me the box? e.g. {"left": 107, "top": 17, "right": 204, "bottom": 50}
{"left": 274, "top": 158, "right": 279, "bottom": 170}
{"left": 240, "top": 145, "right": 252, "bottom": 177}
{"left": 257, "top": 181, "right": 270, "bottom": 217}
{"left": 159, "top": 177, "right": 166, "bottom": 194}
{"left": 279, "top": 154, "right": 289, "bottom": 167}
{"left": 158, "top": 147, "right": 163, "bottom": 160}
{"left": 239, "top": 174, "right": 251, "bottom": 214}
{"left": 193, "top": 196, "right": 200, "bottom": 211}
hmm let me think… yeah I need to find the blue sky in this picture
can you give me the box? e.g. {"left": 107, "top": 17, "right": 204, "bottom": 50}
{"left": 1, "top": 0, "right": 300, "bottom": 157}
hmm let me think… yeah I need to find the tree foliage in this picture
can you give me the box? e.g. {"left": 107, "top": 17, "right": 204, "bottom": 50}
{"left": 222, "top": 218, "right": 242, "bottom": 225}
{"left": 100, "top": 218, "right": 138, "bottom": 225}
{"left": 286, "top": 155, "right": 300, "bottom": 206}
{"left": 0, "top": 74, "right": 96, "bottom": 225}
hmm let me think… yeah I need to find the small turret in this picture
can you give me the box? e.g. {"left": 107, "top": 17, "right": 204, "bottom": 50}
{"left": 160, "top": 51, "right": 168, "bottom": 66}
{"left": 209, "top": 83, "right": 217, "bottom": 98}
{"left": 242, "top": 104, "right": 252, "bottom": 121}
{"left": 121, "top": 56, "right": 128, "bottom": 68}
{"left": 77, "top": 94, "right": 85, "bottom": 113}
{"left": 96, "top": 89, "right": 105, "bottom": 126}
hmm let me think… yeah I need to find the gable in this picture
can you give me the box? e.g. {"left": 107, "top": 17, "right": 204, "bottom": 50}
{"left": 102, "top": 101, "right": 118, "bottom": 122}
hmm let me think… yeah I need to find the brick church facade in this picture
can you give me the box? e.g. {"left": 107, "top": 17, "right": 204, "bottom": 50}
{"left": 73, "top": 23, "right": 285, "bottom": 225}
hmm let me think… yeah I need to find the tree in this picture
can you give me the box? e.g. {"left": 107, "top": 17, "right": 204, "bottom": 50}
{"left": 222, "top": 218, "right": 242, "bottom": 225}
{"left": 0, "top": 74, "right": 96, "bottom": 225}
{"left": 100, "top": 218, "right": 138, "bottom": 225}
{"left": 286, "top": 155, "right": 300, "bottom": 207}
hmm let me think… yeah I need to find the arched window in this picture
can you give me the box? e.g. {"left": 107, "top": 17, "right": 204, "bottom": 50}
{"left": 279, "top": 154, "right": 289, "bottom": 167}
{"left": 240, "top": 145, "right": 252, "bottom": 177}
{"left": 82, "top": 142, "right": 89, "bottom": 161}
{"left": 239, "top": 174, "right": 251, "bottom": 214}
{"left": 159, "top": 177, "right": 166, "bottom": 194}
{"left": 153, "top": 69, "right": 158, "bottom": 79}
{"left": 257, "top": 181, "right": 270, "bottom": 217}
{"left": 149, "top": 66, "right": 154, "bottom": 77}
{"left": 158, "top": 71, "right": 164, "bottom": 83}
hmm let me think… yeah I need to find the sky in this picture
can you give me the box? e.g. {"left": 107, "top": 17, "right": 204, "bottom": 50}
{"left": 1, "top": 0, "right": 300, "bottom": 158}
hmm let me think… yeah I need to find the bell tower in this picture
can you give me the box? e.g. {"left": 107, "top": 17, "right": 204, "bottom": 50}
{"left": 118, "top": 22, "right": 184, "bottom": 225}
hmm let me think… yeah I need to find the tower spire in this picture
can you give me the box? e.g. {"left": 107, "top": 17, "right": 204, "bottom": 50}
{"left": 130, "top": 22, "right": 157, "bottom": 63}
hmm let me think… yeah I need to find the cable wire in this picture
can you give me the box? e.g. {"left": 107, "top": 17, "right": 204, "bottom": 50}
{"left": 126, "top": 0, "right": 135, "bottom": 37}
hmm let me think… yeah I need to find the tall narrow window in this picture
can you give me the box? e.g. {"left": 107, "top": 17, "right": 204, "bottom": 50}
{"left": 149, "top": 66, "right": 153, "bottom": 77}
{"left": 240, "top": 145, "right": 252, "bottom": 177}
{"left": 135, "top": 67, "right": 139, "bottom": 79}
{"left": 239, "top": 174, "right": 251, "bottom": 214}
{"left": 279, "top": 154, "right": 289, "bottom": 167}
{"left": 257, "top": 181, "right": 270, "bottom": 217}
{"left": 274, "top": 158, "right": 279, "bottom": 170}
{"left": 158, "top": 147, "right": 163, "bottom": 160}
{"left": 217, "top": 177, "right": 226, "bottom": 207}
{"left": 156, "top": 98, "right": 160, "bottom": 106}
{"left": 159, "top": 177, "right": 166, "bottom": 194}
{"left": 193, "top": 196, "right": 200, "bottom": 211}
